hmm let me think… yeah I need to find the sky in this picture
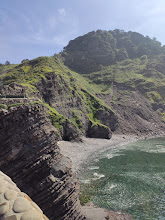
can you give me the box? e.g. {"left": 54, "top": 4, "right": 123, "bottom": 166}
{"left": 1, "top": 0, "right": 165, "bottom": 64}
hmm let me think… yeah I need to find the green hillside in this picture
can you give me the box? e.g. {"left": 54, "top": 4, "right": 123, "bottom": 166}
{"left": 0, "top": 55, "right": 117, "bottom": 140}
{"left": 63, "top": 30, "right": 165, "bottom": 73}
{"left": 84, "top": 55, "right": 165, "bottom": 97}
{"left": 1, "top": 29, "right": 165, "bottom": 138}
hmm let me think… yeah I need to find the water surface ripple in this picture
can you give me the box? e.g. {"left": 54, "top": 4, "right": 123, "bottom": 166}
{"left": 79, "top": 137, "right": 165, "bottom": 220}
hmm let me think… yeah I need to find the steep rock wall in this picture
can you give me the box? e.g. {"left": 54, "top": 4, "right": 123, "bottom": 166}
{"left": 0, "top": 71, "right": 118, "bottom": 139}
{"left": 36, "top": 73, "right": 118, "bottom": 138}
{"left": 0, "top": 104, "right": 85, "bottom": 220}
{"left": 97, "top": 90, "right": 165, "bottom": 136}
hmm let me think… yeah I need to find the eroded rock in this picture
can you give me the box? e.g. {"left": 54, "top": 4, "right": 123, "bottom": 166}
{"left": 0, "top": 104, "right": 85, "bottom": 220}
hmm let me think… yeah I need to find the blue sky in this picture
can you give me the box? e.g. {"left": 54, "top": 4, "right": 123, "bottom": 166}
{"left": 1, "top": 0, "right": 165, "bottom": 64}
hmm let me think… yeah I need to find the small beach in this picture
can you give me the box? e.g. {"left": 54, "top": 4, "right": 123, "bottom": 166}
{"left": 58, "top": 134, "right": 140, "bottom": 174}
{"left": 58, "top": 133, "right": 165, "bottom": 220}
{"left": 58, "top": 134, "right": 139, "bottom": 220}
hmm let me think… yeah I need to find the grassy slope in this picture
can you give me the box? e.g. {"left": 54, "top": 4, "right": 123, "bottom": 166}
{"left": 83, "top": 56, "right": 165, "bottom": 91}
{"left": 0, "top": 56, "right": 105, "bottom": 94}
{"left": 82, "top": 54, "right": 165, "bottom": 120}
{"left": 0, "top": 55, "right": 113, "bottom": 133}
{"left": 1, "top": 53, "right": 165, "bottom": 130}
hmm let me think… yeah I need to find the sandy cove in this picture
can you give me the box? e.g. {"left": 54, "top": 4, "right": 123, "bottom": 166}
{"left": 58, "top": 133, "right": 165, "bottom": 220}
{"left": 58, "top": 134, "right": 139, "bottom": 174}
{"left": 58, "top": 134, "right": 138, "bottom": 220}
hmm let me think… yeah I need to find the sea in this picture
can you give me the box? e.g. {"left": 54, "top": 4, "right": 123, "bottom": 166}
{"left": 79, "top": 137, "right": 165, "bottom": 220}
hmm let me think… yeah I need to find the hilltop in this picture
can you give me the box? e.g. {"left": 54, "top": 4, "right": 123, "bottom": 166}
{"left": 62, "top": 30, "right": 165, "bottom": 136}
{"left": 63, "top": 29, "right": 165, "bottom": 73}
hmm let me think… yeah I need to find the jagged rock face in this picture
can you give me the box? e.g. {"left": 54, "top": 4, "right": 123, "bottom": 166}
{"left": 0, "top": 83, "right": 25, "bottom": 97}
{"left": 87, "top": 122, "right": 112, "bottom": 139}
{"left": 0, "top": 71, "right": 118, "bottom": 140}
{"left": 37, "top": 73, "right": 89, "bottom": 123}
{"left": 36, "top": 73, "right": 118, "bottom": 137}
{"left": 0, "top": 104, "right": 85, "bottom": 220}
{"left": 97, "top": 90, "right": 165, "bottom": 135}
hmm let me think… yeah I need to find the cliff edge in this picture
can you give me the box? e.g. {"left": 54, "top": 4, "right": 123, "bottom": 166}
{"left": 0, "top": 104, "right": 85, "bottom": 220}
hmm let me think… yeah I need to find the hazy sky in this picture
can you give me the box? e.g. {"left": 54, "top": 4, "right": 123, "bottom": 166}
{"left": 1, "top": 0, "right": 165, "bottom": 64}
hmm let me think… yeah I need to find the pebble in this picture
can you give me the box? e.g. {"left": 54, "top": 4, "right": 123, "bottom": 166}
{"left": 0, "top": 202, "right": 9, "bottom": 215}
{"left": 13, "top": 198, "right": 32, "bottom": 213}
{"left": 5, "top": 190, "right": 18, "bottom": 200}
{"left": 4, "top": 176, "right": 12, "bottom": 183}
{"left": 22, "top": 193, "right": 32, "bottom": 201}
{"left": 0, "top": 178, "right": 5, "bottom": 194}
{"left": 7, "top": 184, "right": 20, "bottom": 193}
{"left": 0, "top": 171, "right": 48, "bottom": 220}
{"left": 0, "top": 177, "right": 4, "bottom": 184}
{"left": 30, "top": 201, "right": 43, "bottom": 213}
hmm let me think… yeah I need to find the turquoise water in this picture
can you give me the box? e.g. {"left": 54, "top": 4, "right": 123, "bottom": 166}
{"left": 79, "top": 137, "right": 165, "bottom": 220}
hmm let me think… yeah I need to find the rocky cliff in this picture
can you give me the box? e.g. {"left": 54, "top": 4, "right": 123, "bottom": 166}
{"left": 97, "top": 90, "right": 165, "bottom": 136}
{"left": 0, "top": 56, "right": 118, "bottom": 139}
{"left": 61, "top": 32, "right": 165, "bottom": 135}
{"left": 0, "top": 104, "right": 85, "bottom": 220}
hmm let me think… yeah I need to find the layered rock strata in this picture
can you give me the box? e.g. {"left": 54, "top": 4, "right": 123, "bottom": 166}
{"left": 97, "top": 91, "right": 165, "bottom": 136}
{"left": 0, "top": 171, "right": 48, "bottom": 220}
{"left": 0, "top": 104, "right": 85, "bottom": 220}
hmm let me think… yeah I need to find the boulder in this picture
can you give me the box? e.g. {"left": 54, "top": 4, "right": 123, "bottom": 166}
{"left": 87, "top": 122, "right": 112, "bottom": 139}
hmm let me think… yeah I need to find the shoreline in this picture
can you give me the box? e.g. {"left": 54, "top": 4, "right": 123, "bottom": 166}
{"left": 58, "top": 132, "right": 165, "bottom": 220}
{"left": 58, "top": 134, "right": 138, "bottom": 173}
{"left": 58, "top": 134, "right": 139, "bottom": 220}
{"left": 58, "top": 133, "right": 165, "bottom": 174}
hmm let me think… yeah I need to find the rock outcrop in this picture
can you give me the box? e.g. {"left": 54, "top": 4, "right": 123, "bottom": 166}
{"left": 0, "top": 171, "right": 48, "bottom": 220}
{"left": 36, "top": 73, "right": 118, "bottom": 138}
{"left": 87, "top": 122, "right": 112, "bottom": 139}
{"left": 0, "top": 104, "right": 85, "bottom": 220}
{"left": 97, "top": 90, "right": 165, "bottom": 136}
{"left": 0, "top": 57, "right": 118, "bottom": 140}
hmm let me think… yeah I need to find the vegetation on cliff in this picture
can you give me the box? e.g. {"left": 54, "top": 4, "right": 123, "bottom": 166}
{"left": 83, "top": 55, "right": 165, "bottom": 120}
{"left": 0, "top": 104, "right": 85, "bottom": 219}
{"left": 1, "top": 29, "right": 165, "bottom": 138}
{"left": 63, "top": 29, "right": 165, "bottom": 73}
{"left": 0, "top": 55, "right": 117, "bottom": 139}
{"left": 62, "top": 30, "right": 165, "bottom": 134}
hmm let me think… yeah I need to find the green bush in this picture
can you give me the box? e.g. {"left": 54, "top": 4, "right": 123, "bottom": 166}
{"left": 0, "top": 104, "right": 8, "bottom": 109}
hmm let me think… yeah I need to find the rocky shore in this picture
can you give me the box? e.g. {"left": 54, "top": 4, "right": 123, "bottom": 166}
{"left": 59, "top": 133, "right": 165, "bottom": 220}
{"left": 0, "top": 103, "right": 164, "bottom": 220}
{"left": 59, "top": 135, "right": 138, "bottom": 220}
{"left": 59, "top": 135, "right": 140, "bottom": 174}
